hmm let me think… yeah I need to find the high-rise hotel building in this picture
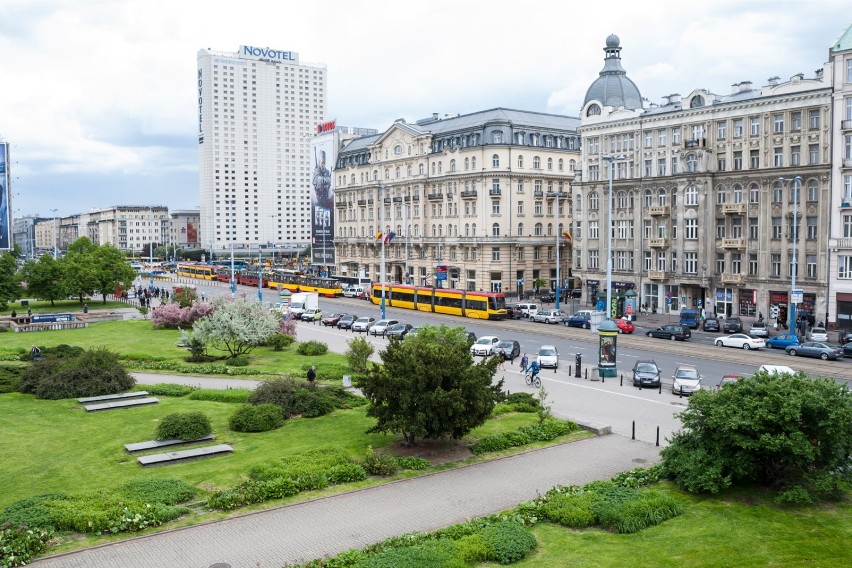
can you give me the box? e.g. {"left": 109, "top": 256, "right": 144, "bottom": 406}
{"left": 197, "top": 46, "right": 326, "bottom": 251}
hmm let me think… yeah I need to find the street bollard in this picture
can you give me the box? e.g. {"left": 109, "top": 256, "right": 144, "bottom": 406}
{"left": 601, "top": 372, "right": 605, "bottom": 383}
{"left": 569, "top": 364, "right": 573, "bottom": 376}
{"left": 679, "top": 385, "right": 683, "bottom": 398}
{"left": 656, "top": 426, "right": 660, "bottom": 447}
{"left": 658, "top": 382, "right": 662, "bottom": 394}
{"left": 575, "top": 354, "right": 582, "bottom": 378}
{"left": 620, "top": 374, "right": 623, "bottom": 387}
{"left": 632, "top": 420, "right": 635, "bottom": 440}
{"left": 584, "top": 368, "right": 588, "bottom": 380}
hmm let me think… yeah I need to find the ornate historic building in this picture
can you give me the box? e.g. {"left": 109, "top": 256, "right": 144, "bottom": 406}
{"left": 572, "top": 35, "right": 832, "bottom": 325}
{"left": 332, "top": 109, "right": 581, "bottom": 295}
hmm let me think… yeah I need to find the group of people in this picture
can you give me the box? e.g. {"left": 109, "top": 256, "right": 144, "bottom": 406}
{"left": 9, "top": 308, "right": 32, "bottom": 318}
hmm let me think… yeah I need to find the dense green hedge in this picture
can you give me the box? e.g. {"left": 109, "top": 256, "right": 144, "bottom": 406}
{"left": 229, "top": 404, "right": 284, "bottom": 432}
{"left": 249, "top": 379, "right": 363, "bottom": 419}
{"left": 19, "top": 348, "right": 135, "bottom": 399}
{"left": 140, "top": 383, "right": 197, "bottom": 397}
{"left": 156, "top": 412, "right": 212, "bottom": 441}
{"left": 187, "top": 388, "right": 252, "bottom": 404}
{"left": 470, "top": 419, "right": 578, "bottom": 454}
{"left": 295, "top": 340, "right": 328, "bottom": 356}
{"left": 0, "top": 366, "right": 22, "bottom": 394}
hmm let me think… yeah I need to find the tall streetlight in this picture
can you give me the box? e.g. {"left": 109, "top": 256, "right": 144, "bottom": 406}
{"left": 779, "top": 176, "right": 802, "bottom": 331}
{"left": 601, "top": 155, "right": 626, "bottom": 320}
{"left": 548, "top": 189, "right": 566, "bottom": 310}
{"left": 379, "top": 184, "right": 387, "bottom": 319}
{"left": 49, "top": 208, "right": 58, "bottom": 259}
{"left": 257, "top": 246, "right": 263, "bottom": 304}
{"left": 149, "top": 208, "right": 155, "bottom": 292}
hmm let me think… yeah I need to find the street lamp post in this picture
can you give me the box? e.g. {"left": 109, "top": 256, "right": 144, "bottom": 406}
{"left": 380, "top": 184, "right": 387, "bottom": 319}
{"left": 550, "top": 190, "right": 565, "bottom": 311}
{"left": 49, "top": 208, "right": 58, "bottom": 259}
{"left": 230, "top": 240, "right": 236, "bottom": 298}
{"left": 257, "top": 246, "right": 263, "bottom": 304}
{"left": 602, "top": 156, "right": 625, "bottom": 321}
{"left": 149, "top": 208, "right": 155, "bottom": 292}
{"left": 779, "top": 176, "right": 802, "bottom": 331}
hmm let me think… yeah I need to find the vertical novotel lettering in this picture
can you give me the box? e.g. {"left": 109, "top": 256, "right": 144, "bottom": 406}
{"left": 197, "top": 68, "right": 203, "bottom": 134}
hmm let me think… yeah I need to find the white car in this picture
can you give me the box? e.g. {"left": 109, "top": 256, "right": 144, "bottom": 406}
{"left": 342, "top": 286, "right": 366, "bottom": 298}
{"left": 470, "top": 336, "right": 500, "bottom": 356}
{"left": 537, "top": 345, "right": 559, "bottom": 369}
{"left": 808, "top": 327, "right": 828, "bottom": 342}
{"left": 531, "top": 309, "right": 566, "bottom": 324}
{"left": 672, "top": 364, "right": 702, "bottom": 395}
{"left": 758, "top": 364, "right": 797, "bottom": 377}
{"left": 351, "top": 316, "right": 376, "bottom": 332}
{"left": 748, "top": 321, "right": 768, "bottom": 338}
{"left": 714, "top": 333, "right": 766, "bottom": 350}
{"left": 369, "top": 319, "right": 399, "bottom": 336}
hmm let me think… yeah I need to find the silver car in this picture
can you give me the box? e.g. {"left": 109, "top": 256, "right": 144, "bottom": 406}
{"left": 671, "top": 364, "right": 702, "bottom": 395}
{"left": 748, "top": 321, "right": 768, "bottom": 338}
{"left": 531, "top": 309, "right": 566, "bottom": 324}
{"left": 369, "top": 319, "right": 400, "bottom": 336}
{"left": 351, "top": 316, "right": 376, "bottom": 332}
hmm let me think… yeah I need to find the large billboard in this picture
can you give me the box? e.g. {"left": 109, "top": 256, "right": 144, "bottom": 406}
{"left": 0, "top": 143, "right": 10, "bottom": 251}
{"left": 310, "top": 134, "right": 335, "bottom": 268}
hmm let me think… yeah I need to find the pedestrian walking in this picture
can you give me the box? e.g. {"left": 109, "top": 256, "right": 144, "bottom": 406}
{"left": 520, "top": 353, "right": 529, "bottom": 373}
{"left": 307, "top": 365, "right": 316, "bottom": 386}
{"left": 499, "top": 357, "right": 506, "bottom": 371}
{"left": 30, "top": 345, "right": 41, "bottom": 362}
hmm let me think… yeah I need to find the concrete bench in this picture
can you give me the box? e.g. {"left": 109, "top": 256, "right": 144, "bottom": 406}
{"left": 78, "top": 391, "right": 149, "bottom": 403}
{"left": 125, "top": 434, "right": 215, "bottom": 453}
{"left": 137, "top": 444, "right": 233, "bottom": 467}
{"left": 84, "top": 397, "right": 159, "bottom": 412}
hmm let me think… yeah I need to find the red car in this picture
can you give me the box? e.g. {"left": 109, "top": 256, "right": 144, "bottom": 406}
{"left": 321, "top": 313, "right": 347, "bottom": 327}
{"left": 615, "top": 318, "right": 635, "bottom": 334}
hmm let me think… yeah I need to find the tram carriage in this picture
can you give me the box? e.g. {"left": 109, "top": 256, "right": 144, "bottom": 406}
{"left": 369, "top": 283, "right": 507, "bottom": 320}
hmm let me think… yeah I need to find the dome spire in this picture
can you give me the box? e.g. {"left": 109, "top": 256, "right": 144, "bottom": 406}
{"left": 582, "top": 34, "right": 643, "bottom": 112}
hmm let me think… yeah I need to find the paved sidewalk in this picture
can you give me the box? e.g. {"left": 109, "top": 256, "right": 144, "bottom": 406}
{"left": 33, "top": 434, "right": 659, "bottom": 568}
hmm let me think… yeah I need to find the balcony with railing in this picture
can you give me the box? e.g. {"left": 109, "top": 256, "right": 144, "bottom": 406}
{"left": 648, "top": 270, "right": 668, "bottom": 280}
{"left": 460, "top": 190, "right": 478, "bottom": 199}
{"left": 533, "top": 189, "right": 544, "bottom": 197}
{"left": 721, "top": 273, "right": 745, "bottom": 285}
{"left": 357, "top": 199, "right": 367, "bottom": 206}
{"left": 721, "top": 238, "right": 746, "bottom": 250}
{"left": 842, "top": 119, "right": 852, "bottom": 130}
{"left": 489, "top": 188, "right": 502, "bottom": 196}
{"left": 649, "top": 238, "right": 669, "bottom": 248}
{"left": 427, "top": 193, "right": 443, "bottom": 201}
{"left": 648, "top": 206, "right": 669, "bottom": 216}
{"left": 721, "top": 202, "right": 746, "bottom": 215}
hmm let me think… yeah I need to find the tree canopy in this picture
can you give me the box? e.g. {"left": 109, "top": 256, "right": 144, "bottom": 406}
{"left": 0, "top": 251, "right": 22, "bottom": 310}
{"left": 21, "top": 255, "right": 66, "bottom": 306}
{"left": 660, "top": 371, "right": 852, "bottom": 504}
{"left": 192, "top": 295, "right": 279, "bottom": 358}
{"left": 356, "top": 324, "right": 504, "bottom": 445}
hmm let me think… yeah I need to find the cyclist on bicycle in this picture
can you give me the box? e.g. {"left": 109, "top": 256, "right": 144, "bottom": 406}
{"left": 528, "top": 360, "right": 540, "bottom": 381}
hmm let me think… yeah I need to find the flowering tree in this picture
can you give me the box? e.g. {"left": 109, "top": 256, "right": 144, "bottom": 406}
{"left": 192, "top": 296, "right": 278, "bottom": 358}
{"left": 277, "top": 313, "right": 297, "bottom": 338}
{"left": 151, "top": 301, "right": 214, "bottom": 329}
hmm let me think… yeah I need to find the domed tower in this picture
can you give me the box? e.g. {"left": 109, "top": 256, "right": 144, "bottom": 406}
{"left": 582, "top": 34, "right": 643, "bottom": 112}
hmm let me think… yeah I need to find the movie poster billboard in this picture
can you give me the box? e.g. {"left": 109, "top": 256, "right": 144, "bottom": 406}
{"left": 310, "top": 134, "right": 335, "bottom": 270}
{"left": 0, "top": 143, "right": 10, "bottom": 251}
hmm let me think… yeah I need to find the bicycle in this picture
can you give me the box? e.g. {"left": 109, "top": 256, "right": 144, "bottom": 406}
{"left": 524, "top": 369, "right": 541, "bottom": 388}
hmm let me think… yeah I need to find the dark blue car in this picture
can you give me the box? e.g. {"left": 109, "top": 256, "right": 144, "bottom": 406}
{"left": 565, "top": 313, "right": 591, "bottom": 329}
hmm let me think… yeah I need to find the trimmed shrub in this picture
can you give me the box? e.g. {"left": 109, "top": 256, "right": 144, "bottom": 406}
{"left": 289, "top": 388, "right": 335, "bottom": 418}
{"left": 187, "top": 388, "right": 252, "bottom": 403}
{"left": 156, "top": 412, "right": 212, "bottom": 441}
{"left": 356, "top": 539, "right": 465, "bottom": 568}
{"left": 0, "top": 522, "right": 53, "bottom": 568}
{"left": 453, "top": 533, "right": 490, "bottom": 564}
{"left": 542, "top": 491, "right": 597, "bottom": 528}
{"left": 326, "top": 463, "right": 368, "bottom": 484}
{"left": 249, "top": 378, "right": 345, "bottom": 418}
{"left": 229, "top": 404, "right": 284, "bottom": 432}
{"left": 117, "top": 480, "right": 196, "bottom": 506}
{"left": 396, "top": 457, "right": 430, "bottom": 471}
{"left": 142, "top": 383, "right": 197, "bottom": 397}
{"left": 266, "top": 333, "right": 294, "bottom": 351}
{"left": 479, "top": 519, "right": 537, "bottom": 564}
{"left": 361, "top": 446, "right": 399, "bottom": 476}
{"left": 16, "top": 344, "right": 84, "bottom": 362}
{"left": 471, "top": 419, "right": 578, "bottom": 454}
{"left": 19, "top": 347, "right": 135, "bottom": 399}
{"left": 225, "top": 355, "right": 249, "bottom": 367}
{"left": 44, "top": 493, "right": 184, "bottom": 534}
{"left": 592, "top": 488, "right": 683, "bottom": 534}
{"left": 292, "top": 473, "right": 329, "bottom": 492}
{"left": 205, "top": 477, "right": 299, "bottom": 511}
{"left": 0, "top": 366, "right": 22, "bottom": 394}
{"left": 296, "top": 340, "right": 328, "bottom": 356}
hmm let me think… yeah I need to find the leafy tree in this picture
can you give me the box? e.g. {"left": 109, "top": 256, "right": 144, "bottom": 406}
{"left": 356, "top": 324, "right": 504, "bottom": 445}
{"left": 21, "top": 255, "right": 66, "bottom": 306}
{"left": 345, "top": 336, "right": 374, "bottom": 375}
{"left": 0, "top": 251, "right": 22, "bottom": 310}
{"left": 62, "top": 237, "right": 99, "bottom": 303}
{"left": 660, "top": 371, "right": 852, "bottom": 504}
{"left": 192, "top": 296, "right": 278, "bottom": 358}
{"left": 171, "top": 287, "right": 198, "bottom": 308}
{"left": 91, "top": 244, "right": 136, "bottom": 303}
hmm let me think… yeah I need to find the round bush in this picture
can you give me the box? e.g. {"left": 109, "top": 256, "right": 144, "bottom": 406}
{"left": 326, "top": 463, "right": 368, "bottom": 484}
{"left": 267, "top": 333, "right": 294, "bottom": 351}
{"left": 228, "top": 404, "right": 284, "bottom": 432}
{"left": 249, "top": 378, "right": 337, "bottom": 418}
{"left": 156, "top": 412, "right": 213, "bottom": 441}
{"left": 225, "top": 355, "right": 250, "bottom": 367}
{"left": 480, "top": 519, "right": 537, "bottom": 564}
{"left": 19, "top": 347, "right": 135, "bottom": 399}
{"left": 295, "top": 340, "right": 328, "bottom": 356}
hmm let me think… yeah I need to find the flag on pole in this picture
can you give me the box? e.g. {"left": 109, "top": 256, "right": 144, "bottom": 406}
{"left": 384, "top": 231, "right": 396, "bottom": 244}
{"left": 563, "top": 230, "right": 572, "bottom": 241}
{"left": 375, "top": 231, "right": 383, "bottom": 241}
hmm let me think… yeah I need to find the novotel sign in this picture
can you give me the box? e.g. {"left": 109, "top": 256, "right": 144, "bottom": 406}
{"left": 239, "top": 45, "right": 298, "bottom": 63}
{"left": 316, "top": 121, "right": 336, "bottom": 133}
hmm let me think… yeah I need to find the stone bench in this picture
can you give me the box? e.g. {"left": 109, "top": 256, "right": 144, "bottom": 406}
{"left": 125, "top": 434, "right": 215, "bottom": 453}
{"left": 78, "top": 391, "right": 149, "bottom": 404}
{"left": 84, "top": 397, "right": 159, "bottom": 412}
{"left": 137, "top": 444, "right": 234, "bottom": 467}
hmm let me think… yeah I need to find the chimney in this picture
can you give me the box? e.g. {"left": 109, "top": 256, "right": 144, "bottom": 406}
{"left": 790, "top": 73, "right": 804, "bottom": 83}
{"left": 739, "top": 81, "right": 753, "bottom": 92}
{"left": 768, "top": 76, "right": 780, "bottom": 86}
{"left": 669, "top": 93, "right": 681, "bottom": 104}
{"left": 661, "top": 95, "right": 670, "bottom": 105}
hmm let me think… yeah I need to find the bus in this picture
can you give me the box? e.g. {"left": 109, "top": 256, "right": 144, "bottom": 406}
{"left": 334, "top": 275, "right": 372, "bottom": 289}
{"left": 267, "top": 269, "right": 303, "bottom": 293}
{"left": 212, "top": 259, "right": 247, "bottom": 271}
{"left": 370, "top": 283, "right": 507, "bottom": 320}
{"left": 176, "top": 263, "right": 216, "bottom": 280}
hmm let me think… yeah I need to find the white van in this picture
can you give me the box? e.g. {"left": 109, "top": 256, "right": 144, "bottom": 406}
{"left": 516, "top": 303, "right": 539, "bottom": 318}
{"left": 574, "top": 310, "right": 594, "bottom": 320}
{"left": 343, "top": 286, "right": 366, "bottom": 298}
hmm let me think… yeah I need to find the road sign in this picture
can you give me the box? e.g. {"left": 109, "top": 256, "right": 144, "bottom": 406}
{"left": 666, "top": 290, "right": 672, "bottom": 300}
{"left": 436, "top": 264, "right": 448, "bottom": 282}
{"left": 791, "top": 289, "right": 803, "bottom": 304}
{"left": 517, "top": 278, "right": 524, "bottom": 285}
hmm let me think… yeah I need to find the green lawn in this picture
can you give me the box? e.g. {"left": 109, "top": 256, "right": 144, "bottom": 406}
{"left": 0, "top": 319, "right": 349, "bottom": 378}
{"left": 491, "top": 486, "right": 852, "bottom": 567}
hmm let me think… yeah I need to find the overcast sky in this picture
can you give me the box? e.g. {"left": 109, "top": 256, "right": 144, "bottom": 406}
{"left": 1, "top": 0, "right": 850, "bottom": 219}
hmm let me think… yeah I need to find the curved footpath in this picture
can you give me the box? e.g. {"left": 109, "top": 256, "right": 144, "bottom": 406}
{"left": 33, "top": 435, "right": 659, "bottom": 568}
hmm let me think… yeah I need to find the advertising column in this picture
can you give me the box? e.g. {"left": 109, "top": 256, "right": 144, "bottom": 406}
{"left": 0, "top": 143, "right": 10, "bottom": 250}
{"left": 310, "top": 133, "right": 335, "bottom": 274}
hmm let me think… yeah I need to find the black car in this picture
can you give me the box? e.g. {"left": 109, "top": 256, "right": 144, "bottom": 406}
{"left": 540, "top": 291, "right": 555, "bottom": 303}
{"left": 569, "top": 288, "right": 583, "bottom": 299}
{"left": 495, "top": 339, "right": 521, "bottom": 361}
{"left": 703, "top": 317, "right": 720, "bottom": 332}
{"left": 632, "top": 360, "right": 662, "bottom": 388}
{"left": 839, "top": 330, "right": 852, "bottom": 345}
{"left": 337, "top": 314, "right": 357, "bottom": 329}
{"left": 723, "top": 317, "right": 743, "bottom": 333}
{"left": 506, "top": 305, "right": 524, "bottom": 319}
{"left": 646, "top": 325, "right": 691, "bottom": 341}
{"left": 385, "top": 323, "right": 414, "bottom": 340}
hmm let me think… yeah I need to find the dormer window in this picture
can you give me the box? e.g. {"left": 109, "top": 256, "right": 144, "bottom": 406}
{"left": 690, "top": 95, "right": 704, "bottom": 108}
{"left": 587, "top": 104, "right": 601, "bottom": 116}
